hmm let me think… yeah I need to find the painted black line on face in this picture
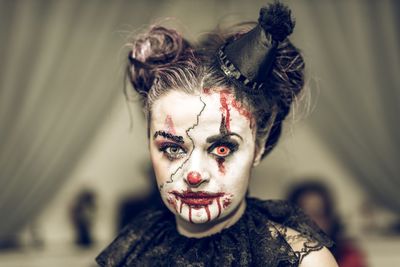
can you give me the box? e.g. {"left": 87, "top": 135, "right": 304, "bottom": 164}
{"left": 159, "top": 96, "right": 207, "bottom": 190}
{"left": 214, "top": 113, "right": 243, "bottom": 142}
{"left": 153, "top": 130, "right": 184, "bottom": 144}
{"left": 220, "top": 113, "right": 229, "bottom": 135}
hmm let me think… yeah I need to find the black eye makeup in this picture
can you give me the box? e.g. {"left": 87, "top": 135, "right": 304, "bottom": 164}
{"left": 153, "top": 130, "right": 187, "bottom": 161}
{"left": 158, "top": 142, "right": 187, "bottom": 160}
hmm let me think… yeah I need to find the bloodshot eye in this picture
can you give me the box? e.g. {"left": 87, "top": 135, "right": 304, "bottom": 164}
{"left": 211, "top": 145, "right": 231, "bottom": 157}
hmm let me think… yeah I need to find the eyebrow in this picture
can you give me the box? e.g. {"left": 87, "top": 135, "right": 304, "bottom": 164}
{"left": 153, "top": 130, "right": 184, "bottom": 144}
{"left": 206, "top": 132, "right": 243, "bottom": 144}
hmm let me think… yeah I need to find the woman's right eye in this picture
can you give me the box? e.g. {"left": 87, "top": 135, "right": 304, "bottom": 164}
{"left": 159, "top": 144, "right": 186, "bottom": 160}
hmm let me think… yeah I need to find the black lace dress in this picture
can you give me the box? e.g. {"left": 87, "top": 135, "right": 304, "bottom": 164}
{"left": 96, "top": 197, "right": 333, "bottom": 267}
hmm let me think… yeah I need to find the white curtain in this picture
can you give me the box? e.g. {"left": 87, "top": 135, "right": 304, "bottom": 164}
{"left": 292, "top": 0, "right": 400, "bottom": 213}
{"left": 0, "top": 0, "right": 133, "bottom": 240}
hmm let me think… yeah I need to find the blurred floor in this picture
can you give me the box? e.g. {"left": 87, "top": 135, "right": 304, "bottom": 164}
{"left": 0, "top": 242, "right": 104, "bottom": 267}
{"left": 0, "top": 237, "right": 399, "bottom": 267}
{"left": 364, "top": 236, "right": 400, "bottom": 267}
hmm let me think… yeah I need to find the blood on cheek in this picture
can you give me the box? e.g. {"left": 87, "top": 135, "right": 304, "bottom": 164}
{"left": 213, "top": 146, "right": 230, "bottom": 175}
{"left": 216, "top": 157, "right": 225, "bottom": 174}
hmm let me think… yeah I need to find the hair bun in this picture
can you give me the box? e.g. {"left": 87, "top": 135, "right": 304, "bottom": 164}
{"left": 131, "top": 26, "right": 185, "bottom": 66}
{"left": 258, "top": 2, "right": 295, "bottom": 42}
{"left": 128, "top": 26, "right": 190, "bottom": 94}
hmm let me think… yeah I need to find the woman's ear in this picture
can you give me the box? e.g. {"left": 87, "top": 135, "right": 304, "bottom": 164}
{"left": 253, "top": 149, "right": 264, "bottom": 167}
{"left": 253, "top": 111, "right": 276, "bottom": 166}
{"left": 253, "top": 136, "right": 267, "bottom": 167}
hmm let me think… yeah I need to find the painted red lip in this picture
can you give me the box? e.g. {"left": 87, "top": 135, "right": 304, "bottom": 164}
{"left": 171, "top": 190, "right": 224, "bottom": 206}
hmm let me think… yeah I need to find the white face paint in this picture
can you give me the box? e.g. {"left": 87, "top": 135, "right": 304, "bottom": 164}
{"left": 149, "top": 88, "right": 257, "bottom": 224}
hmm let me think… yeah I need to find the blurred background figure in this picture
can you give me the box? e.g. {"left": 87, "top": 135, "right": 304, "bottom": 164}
{"left": 70, "top": 190, "right": 97, "bottom": 247}
{"left": 287, "top": 180, "right": 367, "bottom": 267}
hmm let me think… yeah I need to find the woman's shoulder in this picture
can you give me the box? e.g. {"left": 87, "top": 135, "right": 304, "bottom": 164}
{"left": 248, "top": 198, "right": 337, "bottom": 266}
{"left": 269, "top": 221, "right": 338, "bottom": 267}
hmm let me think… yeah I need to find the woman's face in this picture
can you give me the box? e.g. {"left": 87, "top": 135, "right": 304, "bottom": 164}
{"left": 149, "top": 88, "right": 257, "bottom": 224}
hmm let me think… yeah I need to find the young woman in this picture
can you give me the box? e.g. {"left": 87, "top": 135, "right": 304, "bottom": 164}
{"left": 97, "top": 2, "right": 337, "bottom": 266}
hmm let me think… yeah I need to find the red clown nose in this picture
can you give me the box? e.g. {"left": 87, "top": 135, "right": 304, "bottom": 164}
{"left": 186, "top": 171, "right": 202, "bottom": 185}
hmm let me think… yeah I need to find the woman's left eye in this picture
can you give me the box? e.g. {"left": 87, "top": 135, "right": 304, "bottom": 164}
{"left": 210, "top": 145, "right": 231, "bottom": 157}
{"left": 159, "top": 143, "right": 187, "bottom": 160}
{"left": 165, "top": 146, "right": 184, "bottom": 156}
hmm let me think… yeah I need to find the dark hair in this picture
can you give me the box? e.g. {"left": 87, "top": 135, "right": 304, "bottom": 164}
{"left": 126, "top": 23, "right": 304, "bottom": 159}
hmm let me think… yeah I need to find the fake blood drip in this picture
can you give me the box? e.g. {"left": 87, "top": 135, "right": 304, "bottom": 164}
{"left": 183, "top": 204, "right": 211, "bottom": 223}
{"left": 178, "top": 198, "right": 224, "bottom": 223}
{"left": 216, "top": 197, "right": 222, "bottom": 218}
{"left": 203, "top": 87, "right": 212, "bottom": 95}
{"left": 164, "top": 115, "right": 176, "bottom": 134}
{"left": 216, "top": 157, "right": 225, "bottom": 174}
{"left": 231, "top": 99, "right": 254, "bottom": 129}
{"left": 204, "top": 206, "right": 211, "bottom": 222}
{"left": 216, "top": 90, "right": 232, "bottom": 175}
{"left": 188, "top": 201, "right": 216, "bottom": 223}
{"left": 189, "top": 206, "right": 193, "bottom": 223}
{"left": 219, "top": 91, "right": 231, "bottom": 131}
{"left": 179, "top": 201, "right": 183, "bottom": 213}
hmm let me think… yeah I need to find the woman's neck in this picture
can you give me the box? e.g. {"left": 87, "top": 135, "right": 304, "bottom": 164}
{"left": 175, "top": 199, "right": 246, "bottom": 238}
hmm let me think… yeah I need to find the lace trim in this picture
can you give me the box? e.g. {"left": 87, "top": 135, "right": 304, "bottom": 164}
{"left": 270, "top": 221, "right": 326, "bottom": 264}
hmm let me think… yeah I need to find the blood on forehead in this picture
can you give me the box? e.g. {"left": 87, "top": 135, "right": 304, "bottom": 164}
{"left": 219, "top": 90, "right": 231, "bottom": 131}
{"left": 164, "top": 115, "right": 176, "bottom": 134}
{"left": 208, "top": 88, "right": 255, "bottom": 130}
{"left": 203, "top": 87, "right": 212, "bottom": 95}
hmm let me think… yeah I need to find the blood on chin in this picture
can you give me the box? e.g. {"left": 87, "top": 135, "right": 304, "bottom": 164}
{"left": 165, "top": 191, "right": 234, "bottom": 224}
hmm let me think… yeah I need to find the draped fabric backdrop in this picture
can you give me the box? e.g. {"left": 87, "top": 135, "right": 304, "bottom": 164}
{"left": 0, "top": 0, "right": 129, "bottom": 240}
{"left": 291, "top": 0, "right": 400, "bottom": 213}
{"left": 0, "top": 0, "right": 399, "bottom": 240}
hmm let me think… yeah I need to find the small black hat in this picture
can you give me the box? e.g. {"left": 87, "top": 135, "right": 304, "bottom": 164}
{"left": 218, "top": 2, "right": 295, "bottom": 92}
